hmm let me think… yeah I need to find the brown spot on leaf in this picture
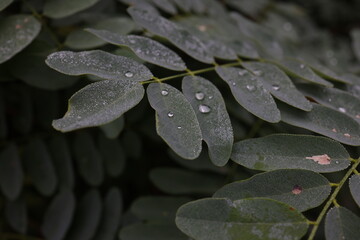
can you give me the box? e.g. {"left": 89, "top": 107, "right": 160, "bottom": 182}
{"left": 24, "top": 18, "right": 29, "bottom": 23}
{"left": 197, "top": 25, "right": 207, "bottom": 32}
{"left": 15, "top": 24, "right": 21, "bottom": 29}
{"left": 344, "top": 133, "right": 351, "bottom": 138}
{"left": 356, "top": 114, "right": 360, "bottom": 119}
{"left": 306, "top": 154, "right": 331, "bottom": 165}
{"left": 292, "top": 185, "right": 303, "bottom": 195}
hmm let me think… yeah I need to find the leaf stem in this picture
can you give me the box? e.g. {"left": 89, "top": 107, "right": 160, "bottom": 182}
{"left": 141, "top": 61, "right": 243, "bottom": 84}
{"left": 307, "top": 157, "right": 360, "bottom": 240}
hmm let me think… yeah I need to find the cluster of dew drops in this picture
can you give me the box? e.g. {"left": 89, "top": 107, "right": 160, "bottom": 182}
{"left": 160, "top": 88, "right": 212, "bottom": 129}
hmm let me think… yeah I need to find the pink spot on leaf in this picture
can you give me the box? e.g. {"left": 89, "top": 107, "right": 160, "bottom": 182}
{"left": 332, "top": 128, "right": 337, "bottom": 133}
{"left": 344, "top": 133, "right": 351, "bottom": 138}
{"left": 15, "top": 24, "right": 21, "bottom": 29}
{"left": 292, "top": 185, "right": 303, "bottom": 195}
{"left": 306, "top": 154, "right": 331, "bottom": 165}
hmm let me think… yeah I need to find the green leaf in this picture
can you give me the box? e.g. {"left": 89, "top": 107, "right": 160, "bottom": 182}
{"left": 131, "top": 196, "right": 190, "bottom": 222}
{"left": 297, "top": 83, "right": 360, "bottom": 123}
{"left": 65, "top": 17, "right": 136, "bottom": 50}
{"left": 9, "top": 41, "right": 78, "bottom": 90}
{"left": 182, "top": 76, "right": 233, "bottom": 166}
{"left": 46, "top": 50, "right": 153, "bottom": 81}
{"left": 325, "top": 207, "right": 360, "bottom": 240}
{"left": 100, "top": 116, "right": 125, "bottom": 139}
{"left": 120, "top": 223, "right": 188, "bottom": 240}
{"left": 214, "top": 169, "right": 331, "bottom": 211}
{"left": 349, "top": 175, "right": 360, "bottom": 207}
{"left": 176, "top": 198, "right": 308, "bottom": 240}
{"left": 351, "top": 29, "right": 360, "bottom": 62}
{"left": 43, "top": 0, "right": 101, "bottom": 19}
{"left": 150, "top": 0, "right": 178, "bottom": 14}
{"left": 0, "top": 143, "right": 23, "bottom": 200}
{"left": 279, "top": 103, "right": 360, "bottom": 146}
{"left": 67, "top": 190, "right": 102, "bottom": 240}
{"left": 227, "top": 0, "right": 270, "bottom": 17}
{"left": 92, "top": 188, "right": 122, "bottom": 240}
{"left": 73, "top": 132, "right": 104, "bottom": 186}
{"left": 242, "top": 62, "right": 312, "bottom": 111}
{"left": 147, "top": 83, "right": 202, "bottom": 159}
{"left": 215, "top": 66, "right": 280, "bottom": 123}
{"left": 231, "top": 134, "right": 350, "bottom": 172}
{"left": 228, "top": 40, "right": 260, "bottom": 59}
{"left": 0, "top": 15, "right": 41, "bottom": 64}
{"left": 5, "top": 198, "right": 27, "bottom": 234}
{"left": 52, "top": 79, "right": 145, "bottom": 132}
{"left": 149, "top": 167, "right": 224, "bottom": 194}
{"left": 271, "top": 59, "right": 333, "bottom": 87}
{"left": 98, "top": 134, "right": 126, "bottom": 178}
{"left": 23, "top": 138, "right": 58, "bottom": 196}
{"left": 47, "top": 135, "right": 75, "bottom": 189}
{"left": 127, "top": 6, "right": 213, "bottom": 63}
{"left": 86, "top": 29, "right": 186, "bottom": 71}
{"left": 42, "top": 190, "right": 76, "bottom": 240}
{"left": 0, "top": 0, "right": 14, "bottom": 11}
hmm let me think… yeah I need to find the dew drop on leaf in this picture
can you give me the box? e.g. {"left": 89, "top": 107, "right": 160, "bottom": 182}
{"left": 125, "top": 71, "right": 134, "bottom": 78}
{"left": 300, "top": 64, "right": 305, "bottom": 69}
{"left": 272, "top": 84, "right": 280, "bottom": 91}
{"left": 338, "top": 107, "right": 346, "bottom": 113}
{"left": 208, "top": 96, "right": 213, "bottom": 100}
{"left": 246, "top": 85, "right": 255, "bottom": 91}
{"left": 305, "top": 154, "right": 331, "bottom": 165}
{"left": 195, "top": 92, "right": 205, "bottom": 100}
{"left": 177, "top": 126, "right": 182, "bottom": 129}
{"left": 161, "top": 90, "right": 169, "bottom": 96}
{"left": 238, "top": 70, "right": 247, "bottom": 76}
{"left": 198, "top": 104, "right": 211, "bottom": 113}
{"left": 167, "top": 112, "right": 174, "bottom": 118}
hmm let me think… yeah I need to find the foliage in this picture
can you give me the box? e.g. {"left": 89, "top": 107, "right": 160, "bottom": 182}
{"left": 0, "top": 0, "right": 360, "bottom": 240}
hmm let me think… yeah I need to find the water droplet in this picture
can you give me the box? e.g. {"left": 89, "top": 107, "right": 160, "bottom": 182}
{"left": 335, "top": 161, "right": 339, "bottom": 164}
{"left": 167, "top": 112, "right": 174, "bottom": 118}
{"left": 246, "top": 85, "right": 255, "bottom": 91}
{"left": 338, "top": 107, "right": 346, "bottom": 113}
{"left": 328, "top": 98, "right": 332, "bottom": 102}
{"left": 253, "top": 70, "right": 262, "bottom": 76}
{"left": 300, "top": 64, "right": 305, "bottom": 69}
{"left": 198, "top": 104, "right": 211, "bottom": 113}
{"left": 283, "top": 22, "right": 293, "bottom": 32}
{"left": 232, "top": 82, "right": 236, "bottom": 86}
{"left": 161, "top": 90, "right": 168, "bottom": 96}
{"left": 177, "top": 126, "right": 182, "bottom": 129}
{"left": 195, "top": 92, "right": 205, "bottom": 100}
{"left": 125, "top": 71, "right": 134, "bottom": 77}
{"left": 238, "top": 69, "right": 247, "bottom": 76}
{"left": 208, "top": 95, "right": 213, "bottom": 99}
{"left": 272, "top": 84, "right": 280, "bottom": 91}
{"left": 77, "top": 116, "right": 82, "bottom": 119}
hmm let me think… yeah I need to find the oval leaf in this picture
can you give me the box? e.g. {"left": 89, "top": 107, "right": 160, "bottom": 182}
{"left": 242, "top": 62, "right": 312, "bottom": 111}
{"left": 86, "top": 29, "right": 186, "bottom": 71}
{"left": 92, "top": 188, "right": 122, "bottom": 240}
{"left": 73, "top": 132, "right": 103, "bottom": 186}
{"left": 279, "top": 103, "right": 360, "bottom": 146}
{"left": 150, "top": 167, "right": 224, "bottom": 195}
{"left": 0, "top": 15, "right": 41, "bottom": 64}
{"left": 53, "top": 79, "right": 145, "bottom": 132}
{"left": 231, "top": 134, "right": 350, "bottom": 172}
{"left": 45, "top": 50, "right": 153, "bottom": 81}
{"left": 0, "top": 143, "right": 23, "bottom": 200}
{"left": 131, "top": 196, "right": 190, "bottom": 222}
{"left": 182, "top": 76, "right": 233, "bottom": 166}
{"left": 325, "top": 207, "right": 360, "bottom": 240}
{"left": 22, "top": 138, "right": 58, "bottom": 196}
{"left": 147, "top": 83, "right": 202, "bottom": 159}
{"left": 43, "top": 0, "right": 101, "bottom": 19}
{"left": 297, "top": 83, "right": 360, "bottom": 123}
{"left": 98, "top": 134, "right": 126, "bottom": 178}
{"left": 100, "top": 116, "right": 125, "bottom": 139}
{"left": 127, "top": 6, "right": 213, "bottom": 63}
{"left": 42, "top": 190, "right": 76, "bottom": 240}
{"left": 67, "top": 189, "right": 102, "bottom": 240}
{"left": 5, "top": 198, "right": 27, "bottom": 234}
{"left": 215, "top": 66, "right": 280, "bottom": 123}
{"left": 271, "top": 59, "right": 333, "bottom": 87}
{"left": 47, "top": 135, "right": 75, "bottom": 189}
{"left": 214, "top": 169, "right": 331, "bottom": 211}
{"left": 349, "top": 174, "right": 360, "bottom": 207}
{"left": 176, "top": 198, "right": 308, "bottom": 240}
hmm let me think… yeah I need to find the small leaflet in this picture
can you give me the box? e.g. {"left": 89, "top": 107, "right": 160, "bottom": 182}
{"left": 43, "top": 0, "right": 101, "bottom": 19}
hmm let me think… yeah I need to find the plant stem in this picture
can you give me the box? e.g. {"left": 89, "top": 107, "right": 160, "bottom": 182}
{"left": 307, "top": 157, "right": 360, "bottom": 240}
{"left": 141, "top": 61, "right": 243, "bottom": 84}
